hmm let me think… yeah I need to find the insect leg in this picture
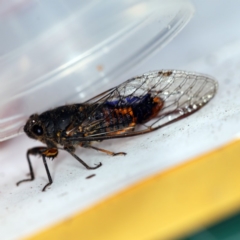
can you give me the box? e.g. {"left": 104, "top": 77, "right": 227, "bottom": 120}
{"left": 42, "top": 155, "right": 52, "bottom": 191}
{"left": 64, "top": 148, "right": 102, "bottom": 170}
{"left": 86, "top": 145, "right": 126, "bottom": 156}
{"left": 16, "top": 148, "right": 37, "bottom": 186}
{"left": 16, "top": 147, "right": 57, "bottom": 192}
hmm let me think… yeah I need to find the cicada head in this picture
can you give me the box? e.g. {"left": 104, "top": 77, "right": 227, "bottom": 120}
{"left": 24, "top": 114, "right": 48, "bottom": 144}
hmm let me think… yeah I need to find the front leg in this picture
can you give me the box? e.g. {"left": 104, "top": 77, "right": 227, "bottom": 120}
{"left": 16, "top": 147, "right": 58, "bottom": 191}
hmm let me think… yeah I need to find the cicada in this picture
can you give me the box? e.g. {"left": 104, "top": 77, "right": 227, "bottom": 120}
{"left": 17, "top": 70, "right": 217, "bottom": 191}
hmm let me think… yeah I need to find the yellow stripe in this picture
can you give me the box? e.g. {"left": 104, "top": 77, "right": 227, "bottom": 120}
{"left": 28, "top": 140, "right": 240, "bottom": 240}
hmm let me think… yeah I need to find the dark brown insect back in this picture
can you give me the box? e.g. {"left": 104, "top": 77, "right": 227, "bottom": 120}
{"left": 17, "top": 70, "right": 218, "bottom": 191}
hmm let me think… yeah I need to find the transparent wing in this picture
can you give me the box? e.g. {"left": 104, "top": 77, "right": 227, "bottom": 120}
{"left": 67, "top": 70, "right": 217, "bottom": 141}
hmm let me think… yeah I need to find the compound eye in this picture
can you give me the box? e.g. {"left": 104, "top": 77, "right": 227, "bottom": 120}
{"left": 32, "top": 125, "right": 43, "bottom": 136}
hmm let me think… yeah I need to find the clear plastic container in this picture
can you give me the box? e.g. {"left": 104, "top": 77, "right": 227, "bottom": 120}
{"left": 0, "top": 0, "right": 194, "bottom": 141}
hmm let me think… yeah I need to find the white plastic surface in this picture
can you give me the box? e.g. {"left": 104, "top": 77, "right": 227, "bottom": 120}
{"left": 2, "top": 1, "right": 240, "bottom": 240}
{"left": 0, "top": 0, "right": 194, "bottom": 141}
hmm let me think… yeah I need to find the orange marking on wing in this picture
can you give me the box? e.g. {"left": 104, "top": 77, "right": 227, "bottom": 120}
{"left": 103, "top": 107, "right": 137, "bottom": 126}
{"left": 117, "top": 107, "right": 137, "bottom": 122}
{"left": 150, "top": 97, "right": 164, "bottom": 119}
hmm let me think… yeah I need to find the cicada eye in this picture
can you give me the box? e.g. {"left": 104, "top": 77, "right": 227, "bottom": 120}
{"left": 32, "top": 125, "right": 43, "bottom": 136}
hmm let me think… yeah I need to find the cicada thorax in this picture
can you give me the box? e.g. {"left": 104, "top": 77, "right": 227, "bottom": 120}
{"left": 31, "top": 104, "right": 88, "bottom": 144}
{"left": 83, "top": 94, "right": 164, "bottom": 137}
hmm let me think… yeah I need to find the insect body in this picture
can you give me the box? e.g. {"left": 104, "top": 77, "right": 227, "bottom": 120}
{"left": 17, "top": 70, "right": 217, "bottom": 191}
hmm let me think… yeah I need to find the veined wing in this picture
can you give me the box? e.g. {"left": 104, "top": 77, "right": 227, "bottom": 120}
{"left": 66, "top": 70, "right": 217, "bottom": 142}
